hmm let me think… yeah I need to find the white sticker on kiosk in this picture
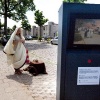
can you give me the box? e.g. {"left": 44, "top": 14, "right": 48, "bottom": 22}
{"left": 77, "top": 67, "right": 100, "bottom": 85}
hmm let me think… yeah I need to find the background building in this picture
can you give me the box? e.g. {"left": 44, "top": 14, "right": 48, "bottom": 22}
{"left": 31, "top": 21, "right": 58, "bottom": 38}
{"left": 0, "top": 21, "right": 58, "bottom": 39}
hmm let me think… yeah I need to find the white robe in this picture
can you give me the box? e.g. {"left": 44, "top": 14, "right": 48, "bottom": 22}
{"left": 3, "top": 28, "right": 26, "bottom": 69}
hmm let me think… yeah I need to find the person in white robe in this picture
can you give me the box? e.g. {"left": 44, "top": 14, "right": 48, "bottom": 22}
{"left": 3, "top": 27, "right": 29, "bottom": 74}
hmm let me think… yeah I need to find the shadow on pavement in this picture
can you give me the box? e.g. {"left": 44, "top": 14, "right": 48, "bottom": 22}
{"left": 6, "top": 73, "right": 33, "bottom": 85}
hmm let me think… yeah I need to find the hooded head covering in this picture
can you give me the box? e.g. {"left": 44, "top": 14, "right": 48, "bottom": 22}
{"left": 3, "top": 27, "right": 24, "bottom": 55}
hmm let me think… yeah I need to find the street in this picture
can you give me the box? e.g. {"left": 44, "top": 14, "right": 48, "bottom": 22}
{"left": 0, "top": 40, "right": 57, "bottom": 100}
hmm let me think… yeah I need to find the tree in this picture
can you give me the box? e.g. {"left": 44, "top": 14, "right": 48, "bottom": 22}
{"left": 21, "top": 19, "right": 31, "bottom": 31}
{"left": 0, "top": 0, "right": 35, "bottom": 38}
{"left": 21, "top": 19, "right": 31, "bottom": 36}
{"left": 0, "top": 21, "right": 4, "bottom": 36}
{"left": 34, "top": 10, "right": 48, "bottom": 41}
{"left": 63, "top": 0, "right": 87, "bottom": 3}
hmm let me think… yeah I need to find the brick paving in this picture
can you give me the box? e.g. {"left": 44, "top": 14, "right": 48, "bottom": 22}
{"left": 0, "top": 48, "right": 34, "bottom": 100}
{"left": 0, "top": 40, "right": 57, "bottom": 100}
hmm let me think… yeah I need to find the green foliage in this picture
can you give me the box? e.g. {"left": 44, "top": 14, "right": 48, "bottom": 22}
{"left": 12, "top": 25, "right": 17, "bottom": 31}
{"left": 34, "top": 10, "right": 48, "bottom": 41}
{"left": 0, "top": 0, "right": 35, "bottom": 36}
{"left": 0, "top": 0, "right": 35, "bottom": 21}
{"left": 34, "top": 10, "right": 48, "bottom": 27}
{"left": 21, "top": 19, "right": 31, "bottom": 31}
{"left": 0, "top": 23, "right": 4, "bottom": 28}
{"left": 63, "top": 0, "right": 87, "bottom": 3}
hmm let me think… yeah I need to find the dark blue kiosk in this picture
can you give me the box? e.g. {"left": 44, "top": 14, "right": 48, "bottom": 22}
{"left": 57, "top": 3, "right": 100, "bottom": 100}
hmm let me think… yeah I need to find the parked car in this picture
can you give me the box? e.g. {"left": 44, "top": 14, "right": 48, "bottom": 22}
{"left": 25, "top": 35, "right": 33, "bottom": 40}
{"left": 51, "top": 36, "right": 58, "bottom": 45}
{"left": 0, "top": 35, "right": 11, "bottom": 46}
{"left": 43, "top": 36, "right": 52, "bottom": 40}
{"left": 31, "top": 35, "right": 38, "bottom": 39}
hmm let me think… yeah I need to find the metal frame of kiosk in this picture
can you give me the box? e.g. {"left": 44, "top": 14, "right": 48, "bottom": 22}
{"left": 57, "top": 3, "right": 100, "bottom": 100}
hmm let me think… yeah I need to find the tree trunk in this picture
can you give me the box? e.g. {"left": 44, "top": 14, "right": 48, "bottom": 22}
{"left": 38, "top": 26, "right": 42, "bottom": 42}
{"left": 0, "top": 19, "right": 1, "bottom": 36}
{"left": 4, "top": 0, "right": 7, "bottom": 38}
{"left": 40, "top": 26, "right": 42, "bottom": 42}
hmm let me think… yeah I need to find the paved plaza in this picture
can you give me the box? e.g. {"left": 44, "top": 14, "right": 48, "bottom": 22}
{"left": 0, "top": 40, "right": 57, "bottom": 100}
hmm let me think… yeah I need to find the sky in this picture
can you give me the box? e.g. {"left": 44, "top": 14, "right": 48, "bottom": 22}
{"left": 1, "top": 0, "right": 100, "bottom": 28}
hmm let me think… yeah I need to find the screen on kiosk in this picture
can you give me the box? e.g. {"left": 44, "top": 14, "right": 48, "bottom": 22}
{"left": 73, "top": 19, "right": 100, "bottom": 45}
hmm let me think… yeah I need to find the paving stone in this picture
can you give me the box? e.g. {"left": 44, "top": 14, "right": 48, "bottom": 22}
{"left": 12, "top": 91, "right": 34, "bottom": 100}
{"left": 27, "top": 41, "right": 57, "bottom": 100}
{"left": 5, "top": 86, "right": 18, "bottom": 93}
{"left": 0, "top": 93, "right": 13, "bottom": 100}
{"left": 1, "top": 83, "right": 10, "bottom": 89}
{"left": 0, "top": 87, "right": 5, "bottom": 95}
{"left": 0, "top": 79, "right": 3, "bottom": 84}
{"left": 0, "top": 40, "right": 57, "bottom": 100}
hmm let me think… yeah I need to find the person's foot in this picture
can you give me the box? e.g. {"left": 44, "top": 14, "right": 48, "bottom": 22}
{"left": 15, "top": 69, "right": 22, "bottom": 75}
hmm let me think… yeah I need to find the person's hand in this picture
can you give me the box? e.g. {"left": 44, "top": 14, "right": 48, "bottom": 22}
{"left": 20, "top": 39, "right": 25, "bottom": 43}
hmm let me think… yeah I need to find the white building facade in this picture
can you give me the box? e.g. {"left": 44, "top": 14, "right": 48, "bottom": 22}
{"left": 31, "top": 21, "right": 58, "bottom": 38}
